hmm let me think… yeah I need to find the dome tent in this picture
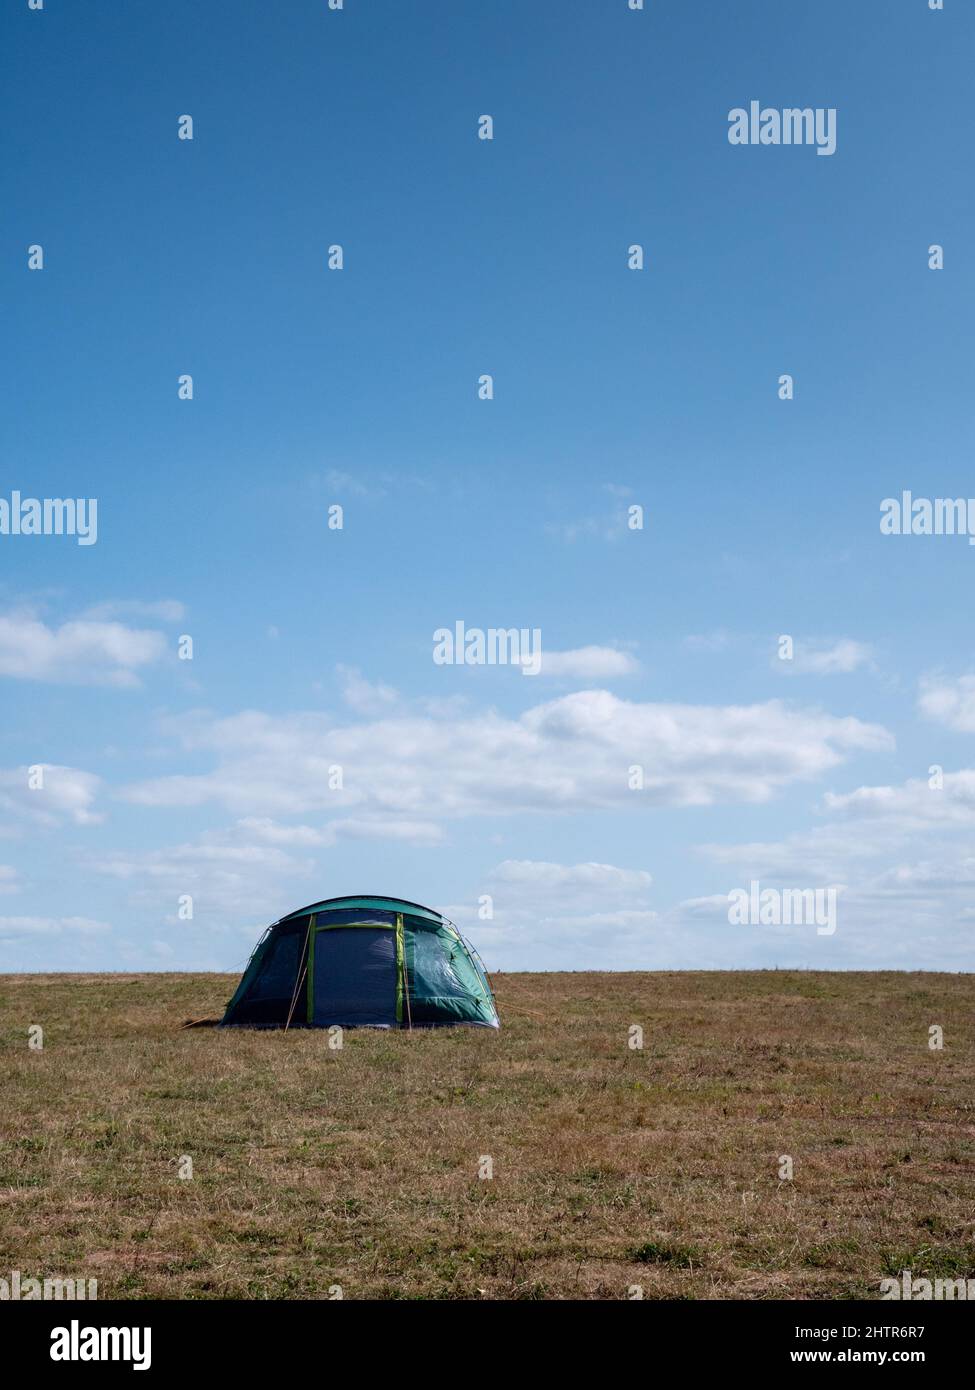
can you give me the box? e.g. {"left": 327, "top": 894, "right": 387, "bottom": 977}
{"left": 221, "top": 895, "right": 499, "bottom": 1030}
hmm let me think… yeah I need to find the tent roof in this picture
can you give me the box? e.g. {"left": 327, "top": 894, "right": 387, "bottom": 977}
{"left": 277, "top": 894, "right": 443, "bottom": 925}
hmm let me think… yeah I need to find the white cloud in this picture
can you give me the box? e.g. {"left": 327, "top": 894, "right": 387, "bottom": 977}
{"left": 90, "top": 814, "right": 440, "bottom": 931}
{"left": 538, "top": 646, "right": 638, "bottom": 678}
{"left": 238, "top": 815, "right": 442, "bottom": 847}
{"left": 0, "top": 614, "right": 168, "bottom": 687}
{"left": 777, "top": 639, "right": 873, "bottom": 676}
{"left": 674, "top": 893, "right": 735, "bottom": 921}
{"left": 918, "top": 674, "right": 975, "bottom": 732}
{"left": 698, "top": 771, "right": 975, "bottom": 883}
{"left": 690, "top": 766, "right": 975, "bottom": 968}
{"left": 823, "top": 771, "right": 975, "bottom": 829}
{"left": 236, "top": 818, "right": 330, "bottom": 847}
{"left": 489, "top": 858, "right": 652, "bottom": 901}
{"left": 119, "top": 692, "right": 891, "bottom": 821}
{"left": 0, "top": 915, "right": 109, "bottom": 941}
{"left": 325, "top": 817, "right": 442, "bottom": 846}
{"left": 444, "top": 859, "right": 659, "bottom": 968}
{"left": 446, "top": 836, "right": 971, "bottom": 971}
{"left": 337, "top": 665, "right": 399, "bottom": 715}
{"left": 699, "top": 828, "right": 874, "bottom": 883}
{"left": 0, "top": 764, "right": 103, "bottom": 827}
{"left": 92, "top": 829, "right": 314, "bottom": 917}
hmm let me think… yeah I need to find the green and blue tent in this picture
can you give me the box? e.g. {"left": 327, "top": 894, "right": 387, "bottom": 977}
{"left": 221, "top": 895, "right": 499, "bottom": 1030}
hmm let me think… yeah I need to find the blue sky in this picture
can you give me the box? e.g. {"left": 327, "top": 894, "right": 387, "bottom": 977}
{"left": 2, "top": 0, "right": 973, "bottom": 974}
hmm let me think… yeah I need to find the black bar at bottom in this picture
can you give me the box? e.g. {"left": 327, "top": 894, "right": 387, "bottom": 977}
{"left": 1, "top": 1298, "right": 968, "bottom": 1375}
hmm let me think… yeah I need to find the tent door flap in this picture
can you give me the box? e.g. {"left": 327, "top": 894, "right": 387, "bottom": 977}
{"left": 310, "top": 927, "right": 398, "bottom": 1027}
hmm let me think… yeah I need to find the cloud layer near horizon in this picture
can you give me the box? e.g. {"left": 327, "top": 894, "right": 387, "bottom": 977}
{"left": 116, "top": 691, "right": 892, "bottom": 821}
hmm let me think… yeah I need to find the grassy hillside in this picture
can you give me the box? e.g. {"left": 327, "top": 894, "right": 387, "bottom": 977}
{"left": 1, "top": 970, "right": 972, "bottom": 1300}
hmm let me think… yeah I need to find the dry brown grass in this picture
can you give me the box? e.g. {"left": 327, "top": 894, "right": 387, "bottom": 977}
{"left": 1, "top": 970, "right": 973, "bottom": 1300}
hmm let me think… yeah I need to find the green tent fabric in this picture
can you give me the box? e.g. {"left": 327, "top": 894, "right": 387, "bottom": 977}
{"left": 220, "top": 895, "right": 499, "bottom": 1030}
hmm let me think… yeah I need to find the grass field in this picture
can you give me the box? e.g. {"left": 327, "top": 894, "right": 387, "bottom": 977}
{"left": 1, "top": 970, "right": 973, "bottom": 1300}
